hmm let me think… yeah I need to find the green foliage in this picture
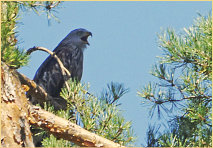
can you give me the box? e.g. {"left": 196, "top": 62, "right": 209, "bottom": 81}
{"left": 158, "top": 13, "right": 212, "bottom": 79}
{"left": 17, "top": 1, "right": 62, "bottom": 23}
{"left": 1, "top": 1, "right": 29, "bottom": 68}
{"left": 42, "top": 134, "right": 71, "bottom": 147}
{"left": 1, "top": 1, "right": 61, "bottom": 69}
{"left": 101, "top": 82, "right": 129, "bottom": 104}
{"left": 41, "top": 81, "right": 135, "bottom": 147}
{"left": 138, "top": 13, "right": 212, "bottom": 147}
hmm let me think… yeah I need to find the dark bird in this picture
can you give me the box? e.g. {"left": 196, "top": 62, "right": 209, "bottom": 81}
{"left": 31, "top": 28, "right": 92, "bottom": 109}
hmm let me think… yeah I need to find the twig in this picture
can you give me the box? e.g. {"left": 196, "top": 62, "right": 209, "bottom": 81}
{"left": 154, "top": 95, "right": 212, "bottom": 104}
{"left": 48, "top": 1, "right": 61, "bottom": 9}
{"left": 27, "top": 46, "right": 70, "bottom": 91}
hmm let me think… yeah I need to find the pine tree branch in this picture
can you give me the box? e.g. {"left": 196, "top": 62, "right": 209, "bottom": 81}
{"left": 153, "top": 95, "right": 212, "bottom": 105}
{"left": 16, "top": 71, "right": 48, "bottom": 101}
{"left": 28, "top": 104, "right": 122, "bottom": 147}
{"left": 3, "top": 62, "right": 122, "bottom": 147}
{"left": 15, "top": 71, "right": 66, "bottom": 110}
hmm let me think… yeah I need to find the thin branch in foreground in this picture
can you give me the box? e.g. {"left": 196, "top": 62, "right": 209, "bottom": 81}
{"left": 27, "top": 46, "right": 71, "bottom": 90}
{"left": 29, "top": 104, "right": 122, "bottom": 147}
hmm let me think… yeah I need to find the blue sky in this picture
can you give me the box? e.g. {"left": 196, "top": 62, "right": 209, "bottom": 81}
{"left": 17, "top": 1, "right": 211, "bottom": 146}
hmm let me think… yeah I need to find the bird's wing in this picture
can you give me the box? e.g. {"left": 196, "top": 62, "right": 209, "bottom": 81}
{"left": 33, "top": 44, "right": 83, "bottom": 97}
{"left": 33, "top": 53, "right": 64, "bottom": 97}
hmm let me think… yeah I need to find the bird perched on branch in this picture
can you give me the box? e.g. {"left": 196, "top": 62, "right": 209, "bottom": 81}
{"left": 31, "top": 28, "right": 92, "bottom": 109}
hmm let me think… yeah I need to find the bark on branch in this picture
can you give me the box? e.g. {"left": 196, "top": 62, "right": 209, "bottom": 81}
{"left": 16, "top": 71, "right": 48, "bottom": 102}
{"left": 29, "top": 105, "right": 122, "bottom": 147}
{"left": 15, "top": 71, "right": 64, "bottom": 109}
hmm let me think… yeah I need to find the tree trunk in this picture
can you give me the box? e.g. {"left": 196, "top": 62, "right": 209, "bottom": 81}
{"left": 1, "top": 62, "right": 34, "bottom": 147}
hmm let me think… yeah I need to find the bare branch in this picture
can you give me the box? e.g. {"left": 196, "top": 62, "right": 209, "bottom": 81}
{"left": 27, "top": 46, "right": 70, "bottom": 90}
{"left": 29, "top": 104, "right": 122, "bottom": 147}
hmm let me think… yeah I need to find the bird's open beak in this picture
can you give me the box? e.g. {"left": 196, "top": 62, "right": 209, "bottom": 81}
{"left": 88, "top": 32, "right": 92, "bottom": 37}
{"left": 81, "top": 32, "right": 92, "bottom": 45}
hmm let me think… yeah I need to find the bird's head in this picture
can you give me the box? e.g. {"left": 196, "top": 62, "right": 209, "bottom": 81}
{"left": 64, "top": 28, "right": 92, "bottom": 49}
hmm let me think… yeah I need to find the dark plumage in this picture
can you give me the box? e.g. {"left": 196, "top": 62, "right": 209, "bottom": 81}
{"left": 31, "top": 28, "right": 92, "bottom": 109}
